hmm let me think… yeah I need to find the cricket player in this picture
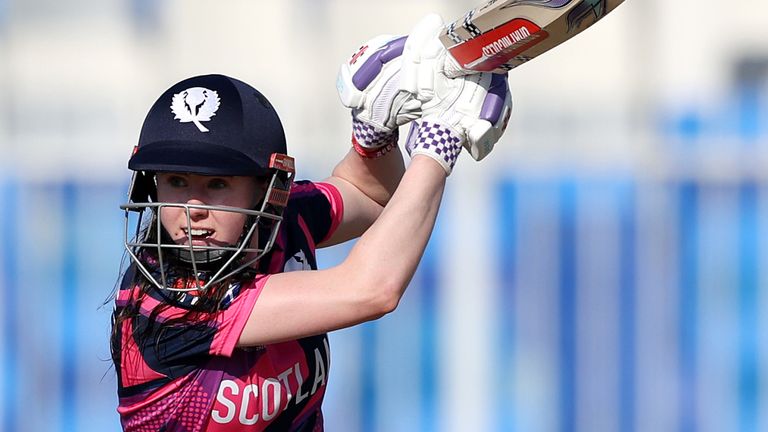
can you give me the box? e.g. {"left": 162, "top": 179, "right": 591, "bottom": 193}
{"left": 111, "top": 16, "right": 511, "bottom": 431}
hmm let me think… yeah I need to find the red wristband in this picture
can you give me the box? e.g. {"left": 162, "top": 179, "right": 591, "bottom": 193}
{"left": 352, "top": 132, "right": 397, "bottom": 159}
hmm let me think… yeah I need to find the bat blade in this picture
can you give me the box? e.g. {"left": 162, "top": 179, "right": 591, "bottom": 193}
{"left": 441, "top": 0, "right": 626, "bottom": 73}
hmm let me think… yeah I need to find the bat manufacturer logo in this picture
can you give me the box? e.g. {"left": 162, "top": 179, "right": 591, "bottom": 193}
{"left": 448, "top": 18, "right": 545, "bottom": 71}
{"left": 171, "top": 87, "right": 221, "bottom": 133}
{"left": 481, "top": 23, "right": 533, "bottom": 57}
{"left": 442, "top": 0, "right": 624, "bottom": 73}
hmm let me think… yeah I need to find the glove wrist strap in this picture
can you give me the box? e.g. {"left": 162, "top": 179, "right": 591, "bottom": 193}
{"left": 351, "top": 118, "right": 398, "bottom": 159}
{"left": 405, "top": 120, "right": 462, "bottom": 175}
{"left": 352, "top": 133, "right": 397, "bottom": 159}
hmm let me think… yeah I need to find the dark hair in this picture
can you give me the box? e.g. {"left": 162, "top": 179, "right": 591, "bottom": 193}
{"left": 109, "top": 215, "right": 254, "bottom": 366}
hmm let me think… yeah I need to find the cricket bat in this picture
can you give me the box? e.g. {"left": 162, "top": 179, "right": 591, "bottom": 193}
{"left": 442, "top": 0, "right": 626, "bottom": 73}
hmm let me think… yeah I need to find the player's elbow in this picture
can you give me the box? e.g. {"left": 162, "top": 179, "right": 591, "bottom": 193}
{"left": 375, "top": 282, "right": 404, "bottom": 315}
{"left": 356, "top": 276, "right": 406, "bottom": 320}
{"left": 340, "top": 256, "right": 411, "bottom": 321}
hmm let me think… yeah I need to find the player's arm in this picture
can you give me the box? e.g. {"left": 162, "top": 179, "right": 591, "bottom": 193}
{"left": 239, "top": 154, "right": 445, "bottom": 346}
{"left": 238, "top": 20, "right": 512, "bottom": 345}
{"left": 318, "top": 14, "right": 513, "bottom": 248}
{"left": 241, "top": 72, "right": 509, "bottom": 346}
{"left": 317, "top": 34, "right": 412, "bottom": 248}
{"left": 319, "top": 143, "right": 405, "bottom": 248}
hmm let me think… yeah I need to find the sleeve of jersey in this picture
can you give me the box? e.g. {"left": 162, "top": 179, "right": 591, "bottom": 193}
{"left": 124, "top": 275, "right": 272, "bottom": 368}
{"left": 209, "top": 274, "right": 271, "bottom": 357}
{"left": 289, "top": 180, "right": 344, "bottom": 246}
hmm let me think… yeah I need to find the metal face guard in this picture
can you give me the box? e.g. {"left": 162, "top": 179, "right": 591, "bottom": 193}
{"left": 121, "top": 153, "right": 295, "bottom": 293}
{"left": 122, "top": 202, "right": 281, "bottom": 292}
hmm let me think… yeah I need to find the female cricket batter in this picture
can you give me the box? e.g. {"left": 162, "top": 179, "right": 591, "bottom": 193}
{"left": 111, "top": 16, "right": 512, "bottom": 431}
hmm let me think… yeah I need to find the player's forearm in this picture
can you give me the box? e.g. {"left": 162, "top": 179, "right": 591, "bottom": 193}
{"left": 331, "top": 147, "right": 405, "bottom": 208}
{"left": 241, "top": 156, "right": 446, "bottom": 346}
{"left": 344, "top": 155, "right": 445, "bottom": 313}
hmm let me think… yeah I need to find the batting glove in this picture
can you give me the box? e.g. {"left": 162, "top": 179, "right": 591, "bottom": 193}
{"left": 404, "top": 72, "right": 510, "bottom": 175}
{"left": 337, "top": 15, "right": 512, "bottom": 162}
{"left": 400, "top": 14, "right": 513, "bottom": 161}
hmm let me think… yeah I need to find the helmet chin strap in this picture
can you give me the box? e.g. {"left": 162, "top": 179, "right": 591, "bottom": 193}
{"left": 169, "top": 248, "right": 231, "bottom": 270}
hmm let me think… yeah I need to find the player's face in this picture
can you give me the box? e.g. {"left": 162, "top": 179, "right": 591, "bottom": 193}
{"left": 155, "top": 173, "right": 265, "bottom": 247}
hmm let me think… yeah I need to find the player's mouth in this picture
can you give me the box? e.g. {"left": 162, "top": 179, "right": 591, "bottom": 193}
{"left": 182, "top": 227, "right": 215, "bottom": 246}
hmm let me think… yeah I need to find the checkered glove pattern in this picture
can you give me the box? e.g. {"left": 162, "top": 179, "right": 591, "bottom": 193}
{"left": 351, "top": 117, "right": 398, "bottom": 158}
{"left": 405, "top": 119, "right": 463, "bottom": 175}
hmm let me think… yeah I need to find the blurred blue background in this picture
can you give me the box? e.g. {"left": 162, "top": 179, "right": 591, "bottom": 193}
{"left": 2, "top": 0, "right": 768, "bottom": 431}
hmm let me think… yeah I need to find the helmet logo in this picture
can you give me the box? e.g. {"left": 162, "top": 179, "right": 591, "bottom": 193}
{"left": 171, "top": 87, "right": 221, "bottom": 133}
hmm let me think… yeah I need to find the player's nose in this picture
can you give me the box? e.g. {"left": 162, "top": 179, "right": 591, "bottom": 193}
{"left": 185, "top": 199, "right": 209, "bottom": 221}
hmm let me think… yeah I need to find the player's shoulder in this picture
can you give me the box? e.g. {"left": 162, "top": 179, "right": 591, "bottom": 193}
{"left": 289, "top": 179, "right": 334, "bottom": 198}
{"left": 287, "top": 180, "right": 341, "bottom": 211}
{"left": 275, "top": 179, "right": 342, "bottom": 252}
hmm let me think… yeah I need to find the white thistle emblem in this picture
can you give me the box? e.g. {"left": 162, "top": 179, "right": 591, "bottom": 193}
{"left": 170, "top": 87, "right": 221, "bottom": 133}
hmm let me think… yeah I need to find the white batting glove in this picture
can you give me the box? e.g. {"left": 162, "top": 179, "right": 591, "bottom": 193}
{"left": 337, "top": 35, "right": 420, "bottom": 134}
{"left": 337, "top": 15, "right": 512, "bottom": 162}
{"left": 335, "top": 17, "right": 460, "bottom": 133}
{"left": 404, "top": 72, "right": 510, "bottom": 175}
{"left": 400, "top": 14, "right": 513, "bottom": 161}
{"left": 337, "top": 35, "right": 419, "bottom": 158}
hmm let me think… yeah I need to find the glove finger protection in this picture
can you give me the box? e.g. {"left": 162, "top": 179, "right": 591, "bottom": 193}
{"left": 400, "top": 15, "right": 513, "bottom": 162}
{"left": 406, "top": 71, "right": 512, "bottom": 175}
{"left": 338, "top": 35, "right": 416, "bottom": 157}
{"left": 336, "top": 15, "right": 455, "bottom": 151}
{"left": 462, "top": 73, "right": 513, "bottom": 161}
{"left": 337, "top": 35, "right": 418, "bottom": 134}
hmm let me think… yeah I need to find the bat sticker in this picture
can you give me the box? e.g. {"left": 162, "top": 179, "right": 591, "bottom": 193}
{"left": 567, "top": 0, "right": 608, "bottom": 32}
{"left": 441, "top": 0, "right": 625, "bottom": 73}
{"left": 499, "top": 0, "right": 575, "bottom": 11}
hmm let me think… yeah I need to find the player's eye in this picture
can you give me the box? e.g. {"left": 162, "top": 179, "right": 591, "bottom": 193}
{"left": 167, "top": 175, "right": 188, "bottom": 188}
{"left": 207, "top": 178, "right": 229, "bottom": 190}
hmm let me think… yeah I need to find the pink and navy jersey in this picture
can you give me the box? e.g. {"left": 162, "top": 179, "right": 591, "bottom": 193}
{"left": 113, "top": 181, "right": 344, "bottom": 432}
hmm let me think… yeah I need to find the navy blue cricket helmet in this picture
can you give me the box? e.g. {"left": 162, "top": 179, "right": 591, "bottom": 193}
{"left": 122, "top": 74, "right": 296, "bottom": 293}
